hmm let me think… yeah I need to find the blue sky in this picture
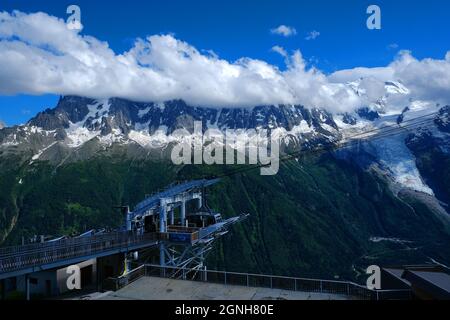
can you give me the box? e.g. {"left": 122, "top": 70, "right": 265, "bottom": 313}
{"left": 1, "top": 0, "right": 450, "bottom": 125}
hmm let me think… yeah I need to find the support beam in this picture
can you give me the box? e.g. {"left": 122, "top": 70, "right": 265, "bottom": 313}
{"left": 124, "top": 253, "right": 130, "bottom": 275}
{"left": 159, "top": 201, "right": 167, "bottom": 233}
{"left": 26, "top": 275, "right": 30, "bottom": 301}
{"left": 159, "top": 200, "right": 167, "bottom": 267}
{"left": 169, "top": 209, "right": 174, "bottom": 226}
{"left": 159, "top": 243, "right": 165, "bottom": 267}
{"left": 181, "top": 200, "right": 186, "bottom": 227}
{"left": 126, "top": 210, "right": 132, "bottom": 231}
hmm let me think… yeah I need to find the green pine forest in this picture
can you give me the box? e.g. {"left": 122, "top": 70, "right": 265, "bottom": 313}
{"left": 1, "top": 151, "right": 450, "bottom": 282}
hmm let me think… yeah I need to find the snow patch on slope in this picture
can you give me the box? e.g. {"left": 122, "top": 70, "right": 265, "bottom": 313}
{"left": 66, "top": 126, "right": 100, "bottom": 148}
{"left": 336, "top": 101, "right": 438, "bottom": 195}
{"left": 98, "top": 128, "right": 128, "bottom": 146}
{"left": 65, "top": 100, "right": 111, "bottom": 147}
{"left": 371, "top": 134, "right": 434, "bottom": 195}
{"left": 31, "top": 141, "right": 58, "bottom": 161}
{"left": 128, "top": 126, "right": 170, "bottom": 148}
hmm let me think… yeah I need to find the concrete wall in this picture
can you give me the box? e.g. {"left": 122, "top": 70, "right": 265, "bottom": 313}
{"left": 11, "top": 271, "right": 58, "bottom": 298}
{"left": 56, "top": 259, "right": 97, "bottom": 294}
{"left": 1, "top": 258, "right": 98, "bottom": 299}
{"left": 1, "top": 254, "right": 127, "bottom": 299}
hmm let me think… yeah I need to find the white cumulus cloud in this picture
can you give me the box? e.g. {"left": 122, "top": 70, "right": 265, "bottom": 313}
{"left": 270, "top": 25, "right": 297, "bottom": 37}
{"left": 0, "top": 11, "right": 450, "bottom": 114}
{"left": 305, "top": 30, "right": 320, "bottom": 40}
{"left": 271, "top": 45, "right": 288, "bottom": 58}
{"left": 330, "top": 50, "right": 450, "bottom": 107}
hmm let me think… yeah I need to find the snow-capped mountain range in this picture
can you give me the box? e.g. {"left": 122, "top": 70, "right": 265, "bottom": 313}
{"left": 1, "top": 79, "right": 449, "bottom": 203}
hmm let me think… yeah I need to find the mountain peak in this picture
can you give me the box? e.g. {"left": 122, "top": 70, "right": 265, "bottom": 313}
{"left": 1, "top": 94, "right": 450, "bottom": 202}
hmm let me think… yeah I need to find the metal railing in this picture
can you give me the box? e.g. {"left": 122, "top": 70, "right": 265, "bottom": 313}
{"left": 141, "top": 264, "right": 411, "bottom": 300}
{"left": 0, "top": 232, "right": 158, "bottom": 274}
{"left": 0, "top": 233, "right": 127, "bottom": 258}
{"left": 103, "top": 265, "right": 147, "bottom": 291}
{"left": 167, "top": 226, "right": 200, "bottom": 234}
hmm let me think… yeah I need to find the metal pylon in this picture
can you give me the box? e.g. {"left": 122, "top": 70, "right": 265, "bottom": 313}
{"left": 159, "top": 240, "right": 215, "bottom": 279}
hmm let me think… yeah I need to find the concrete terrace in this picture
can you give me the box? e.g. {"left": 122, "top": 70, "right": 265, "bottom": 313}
{"left": 98, "top": 276, "right": 351, "bottom": 300}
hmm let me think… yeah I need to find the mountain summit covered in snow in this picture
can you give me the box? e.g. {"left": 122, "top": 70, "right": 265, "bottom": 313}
{"left": 1, "top": 79, "right": 449, "bottom": 201}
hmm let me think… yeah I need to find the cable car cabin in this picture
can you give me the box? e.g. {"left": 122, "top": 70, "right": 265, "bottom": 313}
{"left": 187, "top": 212, "right": 222, "bottom": 228}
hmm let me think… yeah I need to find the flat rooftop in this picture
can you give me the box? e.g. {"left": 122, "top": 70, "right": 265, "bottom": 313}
{"left": 407, "top": 270, "right": 450, "bottom": 292}
{"left": 99, "top": 276, "right": 352, "bottom": 300}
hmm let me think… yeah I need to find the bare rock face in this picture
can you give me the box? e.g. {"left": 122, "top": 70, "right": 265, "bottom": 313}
{"left": 0, "top": 95, "right": 341, "bottom": 163}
